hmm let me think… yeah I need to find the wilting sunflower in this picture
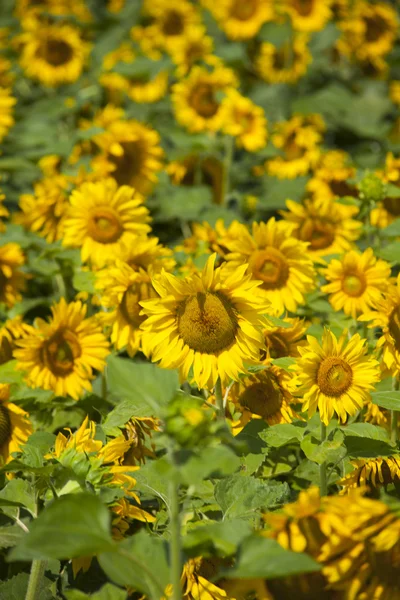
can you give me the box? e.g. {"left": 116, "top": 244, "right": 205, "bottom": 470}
{"left": 262, "top": 317, "right": 307, "bottom": 362}
{"left": 339, "top": 456, "right": 400, "bottom": 492}
{"left": 224, "top": 218, "right": 315, "bottom": 315}
{"left": 294, "top": 329, "right": 380, "bottom": 425}
{"left": 229, "top": 366, "right": 299, "bottom": 434}
{"left": 203, "top": 0, "right": 274, "bottom": 40}
{"left": 283, "top": 0, "right": 333, "bottom": 32}
{"left": 0, "top": 87, "right": 15, "bottom": 142}
{"left": 167, "top": 155, "right": 225, "bottom": 206}
{"left": 171, "top": 65, "right": 238, "bottom": 133}
{"left": 14, "top": 299, "right": 110, "bottom": 400}
{"left": 0, "top": 316, "right": 33, "bottom": 366}
{"left": 0, "top": 384, "right": 32, "bottom": 466}
{"left": 256, "top": 35, "right": 311, "bottom": 85}
{"left": 266, "top": 115, "right": 324, "bottom": 179}
{"left": 62, "top": 178, "right": 151, "bottom": 268}
{"left": 91, "top": 119, "right": 163, "bottom": 196}
{"left": 17, "top": 21, "right": 90, "bottom": 87}
{"left": 221, "top": 90, "right": 268, "bottom": 152}
{"left": 281, "top": 196, "right": 361, "bottom": 260}
{"left": 168, "top": 26, "right": 215, "bottom": 78}
{"left": 140, "top": 254, "right": 269, "bottom": 390}
{"left": 0, "top": 243, "right": 26, "bottom": 308}
{"left": 321, "top": 248, "right": 391, "bottom": 318}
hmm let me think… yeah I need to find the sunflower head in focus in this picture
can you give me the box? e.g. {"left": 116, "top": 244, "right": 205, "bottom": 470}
{"left": 224, "top": 218, "right": 315, "bottom": 315}
{"left": 140, "top": 253, "right": 270, "bottom": 390}
{"left": 294, "top": 329, "right": 380, "bottom": 425}
{"left": 255, "top": 35, "right": 311, "bottom": 85}
{"left": 282, "top": 0, "right": 333, "bottom": 32}
{"left": 204, "top": 0, "right": 275, "bottom": 40}
{"left": 321, "top": 248, "right": 391, "bottom": 318}
{"left": 262, "top": 317, "right": 307, "bottom": 363}
{"left": 0, "top": 243, "right": 26, "bottom": 308}
{"left": 14, "top": 298, "right": 110, "bottom": 400}
{"left": 221, "top": 90, "right": 268, "bottom": 152}
{"left": 0, "top": 383, "right": 32, "bottom": 466}
{"left": 62, "top": 178, "right": 151, "bottom": 268}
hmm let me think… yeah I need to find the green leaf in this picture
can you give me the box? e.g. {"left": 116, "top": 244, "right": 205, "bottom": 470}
{"left": 9, "top": 493, "right": 114, "bottom": 561}
{"left": 183, "top": 519, "right": 251, "bottom": 556}
{"left": 0, "top": 479, "right": 36, "bottom": 517}
{"left": 342, "top": 422, "right": 390, "bottom": 440}
{"left": 0, "top": 361, "right": 24, "bottom": 384}
{"left": 0, "top": 525, "right": 24, "bottom": 549}
{"left": 65, "top": 584, "right": 127, "bottom": 600}
{"left": 0, "top": 573, "right": 54, "bottom": 600}
{"left": 371, "top": 390, "right": 400, "bottom": 411}
{"left": 378, "top": 241, "right": 400, "bottom": 263}
{"left": 225, "top": 536, "right": 321, "bottom": 579}
{"left": 260, "top": 422, "right": 306, "bottom": 448}
{"left": 301, "top": 430, "right": 346, "bottom": 465}
{"left": 179, "top": 446, "right": 241, "bottom": 486}
{"left": 381, "top": 218, "right": 400, "bottom": 238}
{"left": 156, "top": 185, "right": 213, "bottom": 221}
{"left": 72, "top": 270, "right": 96, "bottom": 294}
{"left": 270, "top": 357, "right": 296, "bottom": 371}
{"left": 341, "top": 422, "right": 394, "bottom": 458}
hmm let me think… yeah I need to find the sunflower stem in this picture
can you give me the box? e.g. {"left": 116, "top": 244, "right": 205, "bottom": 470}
{"left": 25, "top": 560, "right": 46, "bottom": 600}
{"left": 391, "top": 378, "right": 400, "bottom": 444}
{"left": 214, "top": 377, "right": 224, "bottom": 419}
{"left": 319, "top": 420, "right": 328, "bottom": 496}
{"left": 168, "top": 473, "right": 182, "bottom": 600}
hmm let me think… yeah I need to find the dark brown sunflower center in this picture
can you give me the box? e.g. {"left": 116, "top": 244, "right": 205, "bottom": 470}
{"left": 189, "top": 84, "right": 219, "bottom": 118}
{"left": 389, "top": 306, "right": 400, "bottom": 352}
{"left": 0, "top": 405, "right": 11, "bottom": 447}
{"left": 40, "top": 39, "right": 73, "bottom": 66}
{"left": 342, "top": 273, "right": 366, "bottom": 297}
{"left": 231, "top": 0, "right": 257, "bottom": 20}
{"left": 250, "top": 248, "right": 289, "bottom": 290}
{"left": 298, "top": 219, "right": 335, "bottom": 251}
{"left": 42, "top": 330, "right": 81, "bottom": 377}
{"left": 120, "top": 284, "right": 145, "bottom": 328}
{"left": 285, "top": 132, "right": 304, "bottom": 160}
{"left": 383, "top": 196, "right": 400, "bottom": 217}
{"left": 317, "top": 357, "right": 352, "bottom": 397}
{"left": 109, "top": 140, "right": 144, "bottom": 187}
{"left": 177, "top": 291, "right": 238, "bottom": 354}
{"left": 239, "top": 375, "right": 282, "bottom": 419}
{"left": 265, "top": 332, "right": 290, "bottom": 359}
{"left": 87, "top": 207, "right": 123, "bottom": 244}
{"left": 364, "top": 14, "right": 387, "bottom": 43}
{"left": 162, "top": 10, "right": 184, "bottom": 36}
{"left": 185, "top": 42, "right": 205, "bottom": 65}
{"left": 293, "top": 0, "right": 314, "bottom": 17}
{"left": 0, "top": 336, "right": 13, "bottom": 365}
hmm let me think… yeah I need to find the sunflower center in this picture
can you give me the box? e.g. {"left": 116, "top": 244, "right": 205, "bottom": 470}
{"left": 383, "top": 196, "right": 400, "bottom": 217}
{"left": 162, "top": 10, "right": 184, "bottom": 36}
{"left": 389, "top": 306, "right": 400, "bottom": 352}
{"left": 272, "top": 43, "right": 296, "bottom": 70}
{"left": 185, "top": 43, "right": 205, "bottom": 65}
{"left": 0, "top": 337, "right": 13, "bottom": 365}
{"left": 250, "top": 248, "right": 289, "bottom": 290}
{"left": 120, "top": 284, "right": 145, "bottom": 328}
{"left": 239, "top": 375, "right": 282, "bottom": 419}
{"left": 364, "top": 15, "right": 387, "bottom": 43}
{"left": 342, "top": 273, "right": 366, "bottom": 297}
{"left": 231, "top": 0, "right": 257, "bottom": 20}
{"left": 265, "top": 332, "right": 290, "bottom": 359}
{"left": 189, "top": 84, "right": 219, "bottom": 118}
{"left": 177, "top": 291, "right": 238, "bottom": 354}
{"left": 0, "top": 405, "right": 11, "bottom": 447}
{"left": 317, "top": 357, "right": 352, "bottom": 397}
{"left": 299, "top": 219, "right": 335, "bottom": 251}
{"left": 40, "top": 39, "right": 73, "bottom": 66}
{"left": 293, "top": 0, "right": 314, "bottom": 17}
{"left": 42, "top": 330, "right": 81, "bottom": 377}
{"left": 285, "top": 133, "right": 304, "bottom": 160}
{"left": 109, "top": 140, "right": 144, "bottom": 187}
{"left": 87, "top": 207, "right": 124, "bottom": 244}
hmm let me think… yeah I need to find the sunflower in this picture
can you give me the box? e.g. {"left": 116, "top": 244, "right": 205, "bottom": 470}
{"left": 116, "top": 417, "right": 161, "bottom": 465}
{"left": 204, "top": 0, "right": 274, "bottom": 40}
{"left": 221, "top": 90, "right": 268, "bottom": 152}
{"left": 0, "top": 189, "right": 9, "bottom": 233}
{"left": 0, "top": 317, "right": 33, "bottom": 365}
{"left": 143, "top": 0, "right": 201, "bottom": 48}
{"left": 339, "top": 456, "right": 400, "bottom": 492}
{"left": 229, "top": 366, "right": 299, "bottom": 434}
{"left": 90, "top": 119, "right": 163, "bottom": 196}
{"left": 283, "top": 0, "right": 333, "bottom": 32}
{"left": 281, "top": 196, "right": 361, "bottom": 260}
{"left": 62, "top": 178, "right": 151, "bottom": 268}
{"left": 17, "top": 21, "right": 90, "bottom": 87}
{"left": 255, "top": 35, "right": 311, "bottom": 85}
{"left": 0, "top": 243, "right": 26, "bottom": 308}
{"left": 306, "top": 149, "right": 356, "bottom": 201}
{"left": 294, "top": 329, "right": 380, "bottom": 425}
{"left": 168, "top": 26, "right": 215, "bottom": 78}
{"left": 266, "top": 115, "right": 324, "bottom": 179}
{"left": 370, "top": 154, "right": 400, "bottom": 228}
{"left": 321, "top": 248, "right": 391, "bottom": 319}
{"left": 14, "top": 299, "right": 110, "bottom": 400}
{"left": 0, "top": 87, "right": 15, "bottom": 142}
{"left": 140, "top": 254, "right": 269, "bottom": 390}
{"left": 171, "top": 65, "right": 238, "bottom": 133}
{"left": 0, "top": 384, "right": 32, "bottom": 466}
{"left": 224, "top": 218, "right": 315, "bottom": 315}
{"left": 178, "top": 557, "right": 234, "bottom": 600}
{"left": 167, "top": 155, "right": 225, "bottom": 206}
{"left": 390, "top": 81, "right": 400, "bottom": 107}
{"left": 14, "top": 0, "right": 92, "bottom": 22}
{"left": 262, "top": 317, "right": 307, "bottom": 362}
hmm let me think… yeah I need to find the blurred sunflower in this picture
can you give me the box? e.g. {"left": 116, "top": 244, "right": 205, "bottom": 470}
{"left": 17, "top": 22, "right": 90, "bottom": 87}
{"left": 224, "top": 218, "right": 315, "bottom": 315}
{"left": 141, "top": 0, "right": 201, "bottom": 51}
{"left": 306, "top": 149, "right": 356, "bottom": 200}
{"left": 14, "top": 0, "right": 92, "bottom": 22}
{"left": 262, "top": 317, "right": 307, "bottom": 362}
{"left": 390, "top": 81, "right": 400, "bottom": 106}
{"left": 339, "top": 456, "right": 400, "bottom": 492}
{"left": 0, "top": 188, "right": 9, "bottom": 233}
{"left": 140, "top": 254, "right": 269, "bottom": 389}
{"left": 171, "top": 65, "right": 238, "bottom": 133}
{"left": 294, "top": 329, "right": 380, "bottom": 425}
{"left": 168, "top": 26, "right": 215, "bottom": 77}
{"left": 14, "top": 299, "right": 110, "bottom": 400}
{"left": 221, "top": 90, "right": 268, "bottom": 152}
{"left": 283, "top": 0, "right": 333, "bottom": 32}
{"left": 0, "top": 243, "right": 26, "bottom": 308}
{"left": 0, "top": 87, "right": 15, "bottom": 142}
{"left": 0, "top": 316, "right": 33, "bottom": 365}
{"left": 203, "top": 0, "right": 274, "bottom": 40}
{"left": 321, "top": 248, "right": 391, "bottom": 318}
{"left": 167, "top": 155, "right": 225, "bottom": 206}
{"left": 0, "top": 383, "right": 32, "bottom": 466}
{"left": 62, "top": 178, "right": 151, "bottom": 268}
{"left": 370, "top": 154, "right": 400, "bottom": 228}
{"left": 256, "top": 35, "right": 311, "bottom": 84}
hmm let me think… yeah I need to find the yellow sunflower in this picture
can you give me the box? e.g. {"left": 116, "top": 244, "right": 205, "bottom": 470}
{"left": 255, "top": 35, "right": 311, "bottom": 85}
{"left": 168, "top": 26, "right": 215, "bottom": 78}
{"left": 266, "top": 115, "right": 325, "bottom": 179}
{"left": 0, "top": 188, "right": 9, "bottom": 233}
{"left": 224, "top": 218, "right": 315, "bottom": 315}
{"left": 229, "top": 366, "right": 299, "bottom": 434}
{"left": 221, "top": 90, "right": 268, "bottom": 152}
{"left": 0, "top": 383, "right": 32, "bottom": 466}
{"left": 171, "top": 65, "right": 238, "bottom": 133}
{"left": 262, "top": 317, "right": 307, "bottom": 363}
{"left": 339, "top": 456, "right": 400, "bottom": 492}
{"left": 294, "top": 329, "right": 380, "bottom": 425}
{"left": 0, "top": 316, "right": 33, "bottom": 366}
{"left": 390, "top": 81, "right": 400, "bottom": 107}
{"left": 90, "top": 119, "right": 163, "bottom": 196}
{"left": 17, "top": 21, "right": 90, "bottom": 87}
{"left": 281, "top": 196, "right": 361, "bottom": 260}
{"left": 321, "top": 248, "right": 391, "bottom": 318}
{"left": 0, "top": 87, "right": 15, "bottom": 142}
{"left": 142, "top": 0, "right": 201, "bottom": 50}
{"left": 306, "top": 149, "right": 356, "bottom": 201}
{"left": 370, "top": 154, "right": 400, "bottom": 228}
{"left": 0, "top": 243, "right": 26, "bottom": 308}
{"left": 14, "top": 0, "right": 92, "bottom": 22}
{"left": 115, "top": 417, "right": 161, "bottom": 466}
{"left": 62, "top": 178, "right": 151, "bottom": 268}
{"left": 140, "top": 254, "right": 270, "bottom": 390}
{"left": 204, "top": 0, "right": 274, "bottom": 40}
{"left": 14, "top": 299, "right": 110, "bottom": 400}
{"left": 167, "top": 155, "right": 225, "bottom": 206}
{"left": 283, "top": 0, "right": 333, "bottom": 32}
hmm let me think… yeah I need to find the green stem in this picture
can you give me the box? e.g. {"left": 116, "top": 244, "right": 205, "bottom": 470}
{"left": 214, "top": 378, "right": 224, "bottom": 419}
{"left": 25, "top": 560, "right": 46, "bottom": 600}
{"left": 319, "top": 419, "right": 328, "bottom": 496}
{"left": 223, "top": 136, "right": 234, "bottom": 204}
{"left": 168, "top": 475, "right": 182, "bottom": 600}
{"left": 391, "top": 378, "right": 400, "bottom": 444}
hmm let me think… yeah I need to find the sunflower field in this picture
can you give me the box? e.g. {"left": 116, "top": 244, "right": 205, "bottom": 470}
{"left": 1, "top": 0, "right": 400, "bottom": 599}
